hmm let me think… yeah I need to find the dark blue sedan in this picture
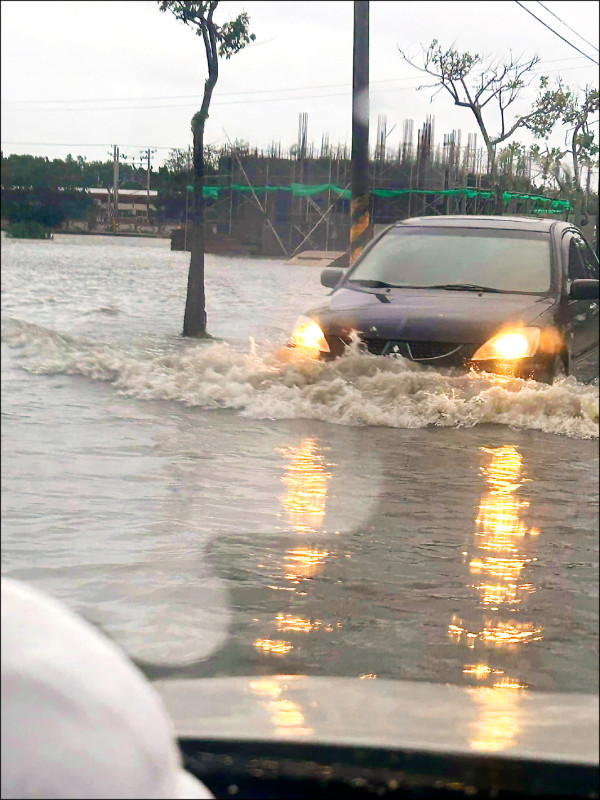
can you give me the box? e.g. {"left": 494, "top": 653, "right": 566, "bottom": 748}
{"left": 291, "top": 216, "right": 599, "bottom": 384}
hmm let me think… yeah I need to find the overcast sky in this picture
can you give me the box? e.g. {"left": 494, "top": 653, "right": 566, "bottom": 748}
{"left": 1, "top": 0, "right": 598, "bottom": 169}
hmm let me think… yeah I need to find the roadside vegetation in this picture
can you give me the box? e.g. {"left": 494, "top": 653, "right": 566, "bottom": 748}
{"left": 5, "top": 220, "right": 53, "bottom": 239}
{"left": 398, "top": 41, "right": 598, "bottom": 221}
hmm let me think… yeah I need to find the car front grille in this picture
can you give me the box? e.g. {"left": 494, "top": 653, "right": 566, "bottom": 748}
{"left": 361, "top": 338, "right": 389, "bottom": 356}
{"left": 406, "top": 341, "right": 464, "bottom": 360}
{"left": 362, "top": 338, "right": 469, "bottom": 362}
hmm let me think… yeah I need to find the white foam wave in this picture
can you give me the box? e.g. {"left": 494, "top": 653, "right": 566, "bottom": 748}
{"left": 3, "top": 318, "right": 598, "bottom": 439}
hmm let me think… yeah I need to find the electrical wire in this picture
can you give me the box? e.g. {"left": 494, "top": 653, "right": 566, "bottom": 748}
{"left": 1, "top": 85, "right": 431, "bottom": 113}
{"left": 535, "top": 1, "right": 599, "bottom": 53}
{"left": 0, "top": 141, "right": 176, "bottom": 150}
{"left": 2, "top": 56, "right": 592, "bottom": 108}
{"left": 1, "top": 77, "right": 420, "bottom": 107}
{"left": 2, "top": 62, "right": 595, "bottom": 115}
{"left": 514, "top": 1, "right": 599, "bottom": 65}
{"left": 5, "top": 118, "right": 600, "bottom": 151}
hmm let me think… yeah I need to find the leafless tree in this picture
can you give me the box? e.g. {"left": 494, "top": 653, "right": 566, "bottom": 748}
{"left": 398, "top": 41, "right": 552, "bottom": 206}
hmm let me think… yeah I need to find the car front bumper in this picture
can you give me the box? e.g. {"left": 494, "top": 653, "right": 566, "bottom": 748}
{"left": 322, "top": 335, "right": 555, "bottom": 380}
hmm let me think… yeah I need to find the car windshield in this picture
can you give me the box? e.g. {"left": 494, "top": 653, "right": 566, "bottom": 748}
{"left": 347, "top": 227, "right": 552, "bottom": 293}
{"left": 2, "top": 223, "right": 598, "bottom": 797}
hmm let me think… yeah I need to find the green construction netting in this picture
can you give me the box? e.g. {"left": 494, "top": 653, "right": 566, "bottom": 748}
{"left": 196, "top": 183, "right": 571, "bottom": 211}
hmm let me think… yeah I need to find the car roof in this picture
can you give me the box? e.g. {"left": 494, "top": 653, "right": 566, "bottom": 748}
{"left": 392, "top": 215, "right": 567, "bottom": 233}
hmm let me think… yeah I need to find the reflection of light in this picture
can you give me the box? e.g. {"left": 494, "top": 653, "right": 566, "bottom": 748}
{"left": 455, "top": 446, "right": 541, "bottom": 752}
{"left": 450, "top": 618, "right": 542, "bottom": 647}
{"left": 279, "top": 439, "right": 330, "bottom": 533}
{"left": 463, "top": 664, "right": 504, "bottom": 679}
{"left": 470, "top": 366, "right": 516, "bottom": 385}
{"left": 481, "top": 446, "right": 523, "bottom": 494}
{"left": 474, "top": 582, "right": 525, "bottom": 606}
{"left": 267, "top": 544, "right": 330, "bottom": 592}
{"left": 480, "top": 621, "right": 542, "bottom": 645}
{"left": 284, "top": 547, "right": 329, "bottom": 582}
{"left": 475, "top": 583, "right": 517, "bottom": 605}
{"left": 449, "top": 617, "right": 479, "bottom": 643}
{"left": 449, "top": 620, "right": 465, "bottom": 637}
{"left": 247, "top": 677, "right": 314, "bottom": 737}
{"left": 475, "top": 498, "right": 529, "bottom": 553}
{"left": 248, "top": 678, "right": 282, "bottom": 699}
{"left": 493, "top": 677, "right": 527, "bottom": 690}
{"left": 266, "top": 437, "right": 342, "bottom": 653}
{"left": 469, "top": 687, "right": 522, "bottom": 752}
{"left": 470, "top": 557, "right": 530, "bottom": 580}
{"left": 269, "top": 699, "right": 306, "bottom": 728}
{"left": 471, "top": 446, "right": 542, "bottom": 619}
{"left": 253, "top": 638, "right": 293, "bottom": 655}
{"left": 359, "top": 673, "right": 377, "bottom": 679}
{"left": 276, "top": 613, "right": 321, "bottom": 633}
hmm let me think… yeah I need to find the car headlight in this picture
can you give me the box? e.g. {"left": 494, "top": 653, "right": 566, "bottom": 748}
{"left": 289, "top": 316, "right": 330, "bottom": 353}
{"left": 472, "top": 327, "right": 540, "bottom": 361}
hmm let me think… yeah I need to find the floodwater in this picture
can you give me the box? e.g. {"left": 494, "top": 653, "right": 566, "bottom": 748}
{"left": 1, "top": 234, "right": 598, "bottom": 698}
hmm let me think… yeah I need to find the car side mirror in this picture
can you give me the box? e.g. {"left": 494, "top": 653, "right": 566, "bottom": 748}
{"left": 569, "top": 279, "right": 599, "bottom": 300}
{"left": 321, "top": 268, "right": 344, "bottom": 289}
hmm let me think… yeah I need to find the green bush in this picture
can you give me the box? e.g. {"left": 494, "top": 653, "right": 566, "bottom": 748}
{"left": 5, "top": 220, "right": 53, "bottom": 239}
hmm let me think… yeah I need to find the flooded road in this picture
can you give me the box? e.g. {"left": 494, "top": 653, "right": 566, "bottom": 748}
{"left": 1, "top": 234, "right": 598, "bottom": 695}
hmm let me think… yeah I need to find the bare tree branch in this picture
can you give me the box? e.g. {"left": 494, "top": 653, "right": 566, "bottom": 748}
{"left": 398, "top": 41, "right": 547, "bottom": 193}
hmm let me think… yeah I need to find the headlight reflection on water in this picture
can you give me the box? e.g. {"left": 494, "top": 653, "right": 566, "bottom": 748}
{"left": 253, "top": 638, "right": 293, "bottom": 655}
{"left": 247, "top": 678, "right": 314, "bottom": 737}
{"left": 252, "top": 437, "right": 345, "bottom": 668}
{"left": 279, "top": 439, "right": 330, "bottom": 534}
{"left": 448, "top": 444, "right": 543, "bottom": 753}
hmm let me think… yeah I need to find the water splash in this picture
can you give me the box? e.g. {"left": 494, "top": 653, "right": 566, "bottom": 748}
{"left": 3, "top": 317, "right": 598, "bottom": 439}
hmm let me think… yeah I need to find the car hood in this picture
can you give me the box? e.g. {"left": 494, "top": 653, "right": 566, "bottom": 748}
{"left": 155, "top": 675, "right": 598, "bottom": 766}
{"left": 309, "top": 287, "right": 556, "bottom": 343}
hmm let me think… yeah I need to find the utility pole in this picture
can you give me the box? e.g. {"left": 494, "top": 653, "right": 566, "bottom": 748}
{"left": 112, "top": 145, "right": 119, "bottom": 232}
{"left": 140, "top": 148, "right": 156, "bottom": 221}
{"left": 147, "top": 149, "right": 151, "bottom": 219}
{"left": 185, "top": 150, "right": 192, "bottom": 252}
{"left": 350, "top": 0, "right": 370, "bottom": 265}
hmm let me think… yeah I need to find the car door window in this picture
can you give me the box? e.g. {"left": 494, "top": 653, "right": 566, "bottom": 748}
{"left": 567, "top": 236, "right": 587, "bottom": 281}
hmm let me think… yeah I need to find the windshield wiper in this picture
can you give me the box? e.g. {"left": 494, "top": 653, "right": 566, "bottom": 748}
{"left": 346, "top": 279, "right": 510, "bottom": 294}
{"left": 346, "top": 278, "right": 401, "bottom": 289}
{"left": 426, "top": 283, "right": 507, "bottom": 293}
{"left": 344, "top": 279, "right": 392, "bottom": 302}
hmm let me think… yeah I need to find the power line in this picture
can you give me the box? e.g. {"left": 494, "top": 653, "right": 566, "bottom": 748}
{"left": 1, "top": 85, "right": 431, "bottom": 113}
{"left": 1, "top": 63, "right": 594, "bottom": 115}
{"left": 1, "top": 77, "right": 420, "bottom": 107}
{"left": 2, "top": 56, "right": 591, "bottom": 108}
{"left": 0, "top": 141, "right": 177, "bottom": 151}
{"left": 5, "top": 117, "right": 600, "bottom": 151}
{"left": 514, "top": 1, "right": 599, "bottom": 65}
{"left": 535, "top": 1, "right": 599, "bottom": 53}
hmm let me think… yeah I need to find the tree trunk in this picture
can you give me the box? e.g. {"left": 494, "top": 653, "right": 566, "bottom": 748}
{"left": 182, "top": 123, "right": 207, "bottom": 337}
{"left": 485, "top": 148, "right": 503, "bottom": 215}
{"left": 472, "top": 107, "right": 502, "bottom": 216}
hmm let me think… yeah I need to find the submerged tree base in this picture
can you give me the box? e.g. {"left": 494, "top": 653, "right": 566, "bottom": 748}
{"left": 182, "top": 330, "right": 214, "bottom": 340}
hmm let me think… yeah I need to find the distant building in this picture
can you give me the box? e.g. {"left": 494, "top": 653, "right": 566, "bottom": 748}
{"left": 86, "top": 187, "right": 158, "bottom": 218}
